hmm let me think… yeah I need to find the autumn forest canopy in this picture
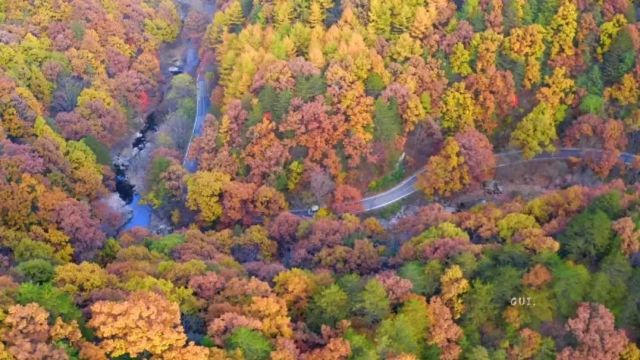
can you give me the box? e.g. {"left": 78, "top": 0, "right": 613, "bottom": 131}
{"left": 1, "top": 0, "right": 640, "bottom": 358}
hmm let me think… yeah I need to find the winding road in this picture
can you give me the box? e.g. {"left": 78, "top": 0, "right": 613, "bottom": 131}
{"left": 358, "top": 148, "right": 638, "bottom": 213}
{"left": 183, "top": 75, "right": 208, "bottom": 172}
{"left": 183, "top": 75, "right": 638, "bottom": 216}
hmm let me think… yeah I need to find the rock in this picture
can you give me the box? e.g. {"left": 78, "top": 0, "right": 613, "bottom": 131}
{"left": 153, "top": 224, "right": 173, "bottom": 236}
{"left": 112, "top": 155, "right": 129, "bottom": 171}
{"left": 102, "top": 193, "right": 133, "bottom": 232}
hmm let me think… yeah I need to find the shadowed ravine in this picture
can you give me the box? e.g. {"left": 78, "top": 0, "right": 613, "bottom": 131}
{"left": 117, "top": 1, "right": 212, "bottom": 231}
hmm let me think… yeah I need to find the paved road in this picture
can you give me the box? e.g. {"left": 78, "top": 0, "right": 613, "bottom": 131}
{"left": 183, "top": 75, "right": 208, "bottom": 172}
{"left": 180, "top": 79, "right": 637, "bottom": 215}
{"left": 356, "top": 148, "right": 638, "bottom": 213}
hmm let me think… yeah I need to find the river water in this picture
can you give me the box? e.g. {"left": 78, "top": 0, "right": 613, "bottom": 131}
{"left": 114, "top": 0, "right": 209, "bottom": 231}
{"left": 114, "top": 112, "right": 157, "bottom": 230}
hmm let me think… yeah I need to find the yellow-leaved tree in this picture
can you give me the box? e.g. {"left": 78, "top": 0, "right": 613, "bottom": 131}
{"left": 440, "top": 265, "right": 470, "bottom": 319}
{"left": 440, "top": 82, "right": 479, "bottom": 133}
{"left": 417, "top": 137, "right": 471, "bottom": 197}
{"left": 88, "top": 291, "right": 201, "bottom": 358}
{"left": 506, "top": 24, "right": 546, "bottom": 88}
{"left": 548, "top": 0, "right": 578, "bottom": 60}
{"left": 185, "top": 171, "right": 231, "bottom": 222}
{"left": 510, "top": 104, "right": 559, "bottom": 159}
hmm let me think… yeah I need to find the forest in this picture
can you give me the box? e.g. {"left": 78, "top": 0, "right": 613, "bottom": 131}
{"left": 1, "top": 0, "right": 640, "bottom": 358}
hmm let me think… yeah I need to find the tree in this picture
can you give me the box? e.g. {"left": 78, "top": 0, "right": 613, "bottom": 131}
{"left": 349, "top": 239, "right": 381, "bottom": 274}
{"left": 188, "top": 114, "right": 220, "bottom": 170}
{"left": 510, "top": 104, "right": 559, "bottom": 159}
{"left": 461, "top": 280, "right": 498, "bottom": 330}
{"left": 464, "top": 68, "right": 516, "bottom": 133}
{"left": 155, "top": 160, "right": 187, "bottom": 207}
{"left": 536, "top": 67, "right": 575, "bottom": 109}
{"left": 64, "top": 140, "right": 106, "bottom": 200}
{"left": 183, "top": 9, "right": 209, "bottom": 39}
{"left": 144, "top": 1, "right": 180, "bottom": 44}
{"left": 252, "top": 60, "right": 295, "bottom": 94}
{"left": 579, "top": 94, "right": 604, "bottom": 115}
{"left": 376, "top": 299, "right": 428, "bottom": 357}
{"left": 51, "top": 76, "right": 83, "bottom": 114}
{"left": 88, "top": 291, "right": 188, "bottom": 357}
{"left": 17, "top": 283, "right": 82, "bottom": 323}
{"left": 3, "top": 303, "right": 51, "bottom": 345}
{"left": 558, "top": 303, "right": 628, "bottom": 360}
{"left": 552, "top": 261, "right": 591, "bottom": 317}
{"left": 368, "top": 0, "right": 392, "bottom": 37}
{"left": 279, "top": 96, "right": 346, "bottom": 174}
{"left": 397, "top": 262, "right": 432, "bottom": 296}
{"left": 428, "top": 296, "right": 462, "bottom": 360}
{"left": 225, "top": 0, "right": 245, "bottom": 29}
{"left": 344, "top": 329, "right": 377, "bottom": 360}
{"left": 375, "top": 271, "right": 413, "bottom": 305}
{"left": 185, "top": 171, "right": 231, "bottom": 223}
{"left": 605, "top": 73, "right": 640, "bottom": 106}
{"left": 208, "top": 312, "right": 262, "bottom": 347}
{"left": 522, "top": 264, "right": 553, "bottom": 289}
{"left": 323, "top": 61, "right": 375, "bottom": 167}
{"left": 274, "top": 1, "right": 294, "bottom": 28}
{"left": 497, "top": 213, "right": 539, "bottom": 242}
{"left": 440, "top": 83, "right": 479, "bottom": 133}
{"left": 507, "top": 328, "right": 544, "bottom": 360}
{"left": 460, "top": 0, "right": 483, "bottom": 29}
{"left": 621, "top": 343, "right": 640, "bottom": 360}
{"left": 558, "top": 209, "right": 613, "bottom": 263}
{"left": 188, "top": 271, "right": 224, "bottom": 300}
{"left": 253, "top": 185, "right": 288, "bottom": 218}
{"left": 470, "top": 29, "right": 504, "bottom": 74}
{"left": 307, "top": 284, "right": 350, "bottom": 330}
{"left": 332, "top": 185, "right": 364, "bottom": 214}
{"left": 410, "top": 6, "right": 436, "bottom": 40}
{"left": 355, "top": 279, "right": 390, "bottom": 325}
{"left": 74, "top": 88, "right": 127, "bottom": 146}
{"left": 506, "top": 25, "right": 546, "bottom": 88}
{"left": 221, "top": 181, "right": 257, "bottom": 224}
{"left": 160, "top": 342, "right": 210, "bottom": 360}
{"left": 390, "top": 34, "right": 422, "bottom": 62}
{"left": 417, "top": 137, "right": 470, "bottom": 198}
{"left": 16, "top": 258, "right": 54, "bottom": 283}
{"left": 233, "top": 226, "right": 276, "bottom": 262}
{"left": 589, "top": 251, "right": 632, "bottom": 315}
{"left": 238, "top": 115, "right": 289, "bottom": 184}
{"left": 225, "top": 327, "right": 272, "bottom": 360}
{"left": 303, "top": 338, "right": 352, "bottom": 360}
{"left": 2, "top": 303, "right": 68, "bottom": 360}
{"left": 454, "top": 129, "right": 495, "bottom": 184}
{"left": 55, "top": 111, "right": 87, "bottom": 140}
{"left": 244, "top": 295, "right": 292, "bottom": 338}
{"left": 563, "top": 115, "right": 627, "bottom": 177}
{"left": 274, "top": 268, "right": 317, "bottom": 316}
{"left": 612, "top": 217, "right": 640, "bottom": 255}
{"left": 451, "top": 43, "right": 473, "bottom": 76}
{"left": 440, "top": 265, "right": 470, "bottom": 319}
{"left": 601, "top": 21, "right": 635, "bottom": 84}
{"left": 269, "top": 212, "right": 301, "bottom": 245}
{"left": 380, "top": 83, "right": 423, "bottom": 134}
{"left": 308, "top": 1, "right": 325, "bottom": 28}
{"left": 548, "top": 0, "right": 578, "bottom": 60}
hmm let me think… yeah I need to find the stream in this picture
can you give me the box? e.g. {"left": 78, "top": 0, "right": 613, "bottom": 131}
{"left": 113, "top": 0, "right": 211, "bottom": 232}
{"left": 114, "top": 112, "right": 156, "bottom": 231}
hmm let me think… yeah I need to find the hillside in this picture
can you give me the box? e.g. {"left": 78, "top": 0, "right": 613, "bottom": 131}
{"left": 1, "top": 0, "right": 640, "bottom": 359}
